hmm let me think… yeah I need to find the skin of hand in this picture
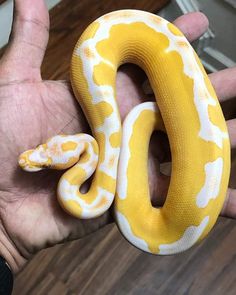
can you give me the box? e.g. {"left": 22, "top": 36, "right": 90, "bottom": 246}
{"left": 0, "top": 0, "right": 236, "bottom": 274}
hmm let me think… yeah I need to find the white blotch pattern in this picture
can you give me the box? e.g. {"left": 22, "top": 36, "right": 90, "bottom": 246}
{"left": 115, "top": 211, "right": 150, "bottom": 252}
{"left": 28, "top": 145, "right": 49, "bottom": 165}
{"left": 77, "top": 36, "right": 120, "bottom": 180}
{"left": 196, "top": 158, "right": 223, "bottom": 208}
{"left": 158, "top": 216, "right": 209, "bottom": 254}
{"left": 29, "top": 134, "right": 95, "bottom": 167}
{"left": 95, "top": 117, "right": 120, "bottom": 179}
{"left": 43, "top": 135, "right": 81, "bottom": 165}
{"left": 58, "top": 178, "right": 113, "bottom": 218}
{"left": 79, "top": 141, "right": 99, "bottom": 177}
{"left": 117, "top": 102, "right": 158, "bottom": 200}
{"left": 165, "top": 20, "right": 228, "bottom": 149}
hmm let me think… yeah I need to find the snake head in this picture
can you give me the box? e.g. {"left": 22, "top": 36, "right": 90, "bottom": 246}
{"left": 18, "top": 144, "right": 51, "bottom": 172}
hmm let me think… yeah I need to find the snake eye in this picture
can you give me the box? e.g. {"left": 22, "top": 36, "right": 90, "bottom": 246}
{"left": 39, "top": 151, "right": 48, "bottom": 160}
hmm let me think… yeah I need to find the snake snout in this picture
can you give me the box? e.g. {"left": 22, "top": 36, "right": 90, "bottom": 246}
{"left": 18, "top": 145, "right": 51, "bottom": 172}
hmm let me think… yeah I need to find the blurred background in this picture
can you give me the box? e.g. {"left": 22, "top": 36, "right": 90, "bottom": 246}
{"left": 1, "top": 0, "right": 236, "bottom": 70}
{"left": 0, "top": 0, "right": 60, "bottom": 46}
{"left": 0, "top": 0, "right": 236, "bottom": 294}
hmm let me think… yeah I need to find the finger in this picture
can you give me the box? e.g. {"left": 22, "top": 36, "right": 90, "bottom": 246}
{"left": 2, "top": 0, "right": 49, "bottom": 77}
{"left": 173, "top": 12, "right": 209, "bottom": 42}
{"left": 227, "top": 119, "right": 236, "bottom": 148}
{"left": 221, "top": 188, "right": 236, "bottom": 219}
{"left": 209, "top": 67, "right": 236, "bottom": 102}
{"left": 175, "top": 14, "right": 236, "bottom": 102}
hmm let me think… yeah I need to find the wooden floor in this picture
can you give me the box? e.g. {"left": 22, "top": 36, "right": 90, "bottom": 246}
{"left": 7, "top": 0, "right": 236, "bottom": 294}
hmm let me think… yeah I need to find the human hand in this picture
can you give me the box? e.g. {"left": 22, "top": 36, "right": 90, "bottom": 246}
{"left": 0, "top": 0, "right": 110, "bottom": 274}
{"left": 0, "top": 0, "right": 232, "bottom": 274}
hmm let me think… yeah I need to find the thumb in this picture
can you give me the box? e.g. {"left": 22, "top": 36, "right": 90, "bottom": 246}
{"left": 2, "top": 0, "right": 49, "bottom": 80}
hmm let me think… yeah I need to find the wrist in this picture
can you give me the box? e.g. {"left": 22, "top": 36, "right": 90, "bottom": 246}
{"left": 0, "top": 222, "right": 27, "bottom": 274}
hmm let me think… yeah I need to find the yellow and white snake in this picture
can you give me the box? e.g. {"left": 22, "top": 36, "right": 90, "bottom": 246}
{"left": 19, "top": 10, "right": 230, "bottom": 254}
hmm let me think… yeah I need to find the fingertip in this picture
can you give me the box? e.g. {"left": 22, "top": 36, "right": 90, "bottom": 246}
{"left": 173, "top": 12, "right": 209, "bottom": 42}
{"left": 3, "top": 0, "right": 50, "bottom": 77}
{"left": 190, "top": 11, "right": 209, "bottom": 26}
{"left": 196, "top": 11, "right": 209, "bottom": 27}
{"left": 13, "top": 0, "right": 49, "bottom": 24}
{"left": 209, "top": 67, "right": 236, "bottom": 102}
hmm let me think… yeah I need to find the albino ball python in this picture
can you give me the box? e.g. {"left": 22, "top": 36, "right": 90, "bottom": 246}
{"left": 19, "top": 10, "right": 230, "bottom": 254}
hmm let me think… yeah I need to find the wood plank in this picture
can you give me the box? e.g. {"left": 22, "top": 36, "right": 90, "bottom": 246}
{"left": 13, "top": 219, "right": 236, "bottom": 295}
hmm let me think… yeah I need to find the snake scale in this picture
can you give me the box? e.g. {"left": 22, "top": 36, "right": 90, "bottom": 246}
{"left": 19, "top": 10, "right": 230, "bottom": 254}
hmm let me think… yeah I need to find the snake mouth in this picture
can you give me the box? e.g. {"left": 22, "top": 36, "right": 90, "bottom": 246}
{"left": 18, "top": 149, "right": 50, "bottom": 172}
{"left": 18, "top": 157, "right": 44, "bottom": 172}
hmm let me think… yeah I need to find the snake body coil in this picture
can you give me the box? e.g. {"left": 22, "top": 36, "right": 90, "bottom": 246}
{"left": 19, "top": 10, "right": 230, "bottom": 254}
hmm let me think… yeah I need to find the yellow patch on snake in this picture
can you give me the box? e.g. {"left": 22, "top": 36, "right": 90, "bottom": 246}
{"left": 60, "top": 199, "right": 83, "bottom": 217}
{"left": 94, "top": 101, "right": 114, "bottom": 126}
{"left": 93, "top": 170, "right": 116, "bottom": 194}
{"left": 94, "top": 132, "right": 106, "bottom": 163}
{"left": 93, "top": 62, "right": 115, "bottom": 85}
{"left": 61, "top": 141, "right": 78, "bottom": 152}
{"left": 91, "top": 140, "right": 99, "bottom": 155}
{"left": 109, "top": 132, "right": 121, "bottom": 148}
{"left": 62, "top": 165, "right": 87, "bottom": 186}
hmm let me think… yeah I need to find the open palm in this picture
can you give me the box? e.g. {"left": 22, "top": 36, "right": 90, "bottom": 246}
{"left": 0, "top": 0, "right": 236, "bottom": 274}
{"left": 0, "top": 74, "right": 107, "bottom": 269}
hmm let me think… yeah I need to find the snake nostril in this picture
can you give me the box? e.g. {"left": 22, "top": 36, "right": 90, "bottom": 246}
{"left": 18, "top": 158, "right": 26, "bottom": 166}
